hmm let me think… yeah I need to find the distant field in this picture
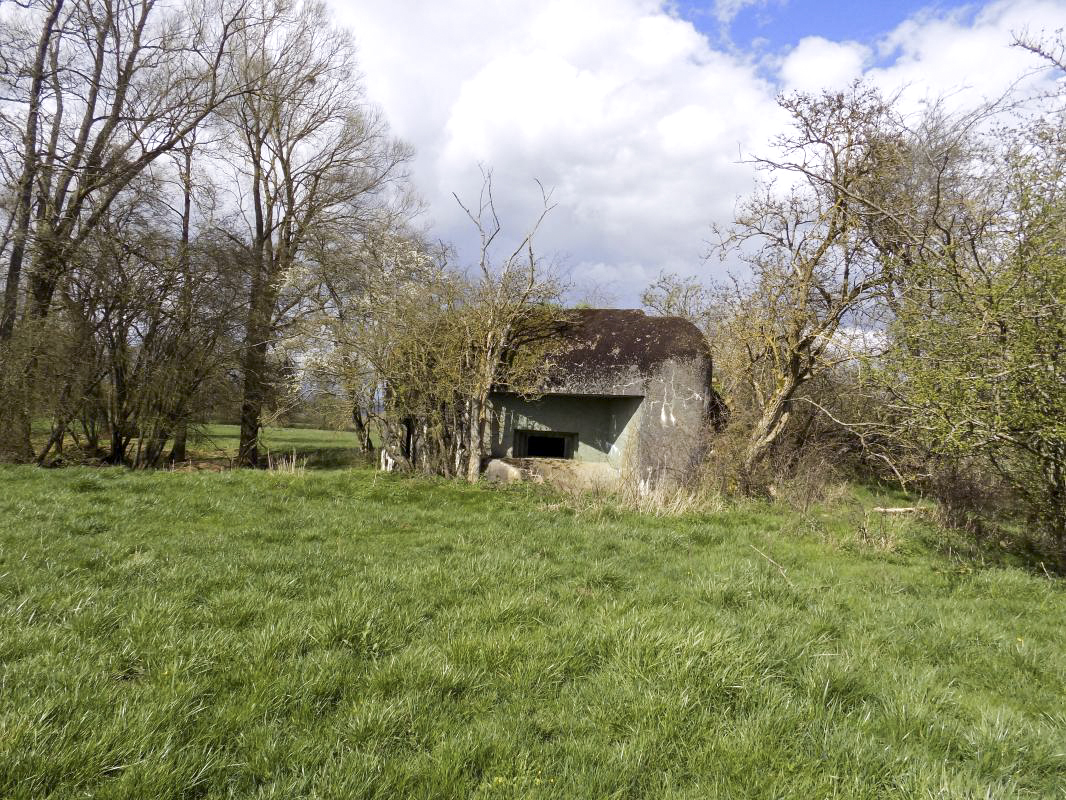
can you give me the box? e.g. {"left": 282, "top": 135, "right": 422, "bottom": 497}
{"left": 28, "top": 422, "right": 372, "bottom": 468}
{"left": 188, "top": 424, "right": 372, "bottom": 468}
{"left": 1, "top": 465, "right": 1063, "bottom": 798}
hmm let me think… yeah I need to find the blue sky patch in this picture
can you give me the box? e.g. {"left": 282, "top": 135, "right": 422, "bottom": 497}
{"left": 674, "top": 0, "right": 978, "bottom": 56}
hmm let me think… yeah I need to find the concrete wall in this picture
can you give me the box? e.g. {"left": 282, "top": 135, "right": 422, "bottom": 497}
{"left": 633, "top": 356, "right": 714, "bottom": 485}
{"left": 488, "top": 354, "right": 714, "bottom": 486}
{"left": 487, "top": 394, "right": 643, "bottom": 470}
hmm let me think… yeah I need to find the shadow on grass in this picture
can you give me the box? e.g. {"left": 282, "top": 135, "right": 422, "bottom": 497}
{"left": 291, "top": 448, "right": 376, "bottom": 470}
{"left": 927, "top": 518, "right": 1066, "bottom": 579}
{"left": 840, "top": 477, "right": 1065, "bottom": 578}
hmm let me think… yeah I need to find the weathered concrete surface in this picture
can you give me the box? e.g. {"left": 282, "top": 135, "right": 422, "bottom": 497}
{"left": 483, "top": 458, "right": 529, "bottom": 485}
{"left": 487, "top": 394, "right": 642, "bottom": 469}
{"left": 488, "top": 309, "right": 716, "bottom": 487}
{"left": 634, "top": 354, "right": 714, "bottom": 486}
{"left": 483, "top": 457, "right": 621, "bottom": 491}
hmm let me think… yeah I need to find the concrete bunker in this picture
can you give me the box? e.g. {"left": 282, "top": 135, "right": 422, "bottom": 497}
{"left": 485, "top": 309, "right": 716, "bottom": 488}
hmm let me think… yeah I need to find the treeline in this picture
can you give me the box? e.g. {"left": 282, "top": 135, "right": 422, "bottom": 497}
{"left": 0, "top": 0, "right": 566, "bottom": 475}
{"left": 646, "top": 52, "right": 1066, "bottom": 559}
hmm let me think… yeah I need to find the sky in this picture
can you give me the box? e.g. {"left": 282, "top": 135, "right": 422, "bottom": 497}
{"left": 328, "top": 0, "right": 1066, "bottom": 306}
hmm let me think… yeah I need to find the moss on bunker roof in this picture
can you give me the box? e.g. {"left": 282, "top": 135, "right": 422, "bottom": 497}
{"left": 552, "top": 308, "right": 709, "bottom": 377}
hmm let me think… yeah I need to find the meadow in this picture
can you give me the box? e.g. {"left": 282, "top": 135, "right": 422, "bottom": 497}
{"left": 184, "top": 423, "right": 372, "bottom": 469}
{"left": 1, "top": 459, "right": 1064, "bottom": 798}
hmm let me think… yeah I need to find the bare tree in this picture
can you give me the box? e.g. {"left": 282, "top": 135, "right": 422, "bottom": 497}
{"left": 452, "top": 171, "right": 560, "bottom": 481}
{"left": 309, "top": 173, "right": 565, "bottom": 481}
{"left": 1012, "top": 27, "right": 1066, "bottom": 73}
{"left": 0, "top": 0, "right": 252, "bottom": 460}
{"left": 219, "top": 0, "right": 411, "bottom": 467}
{"left": 0, "top": 0, "right": 66, "bottom": 340}
{"left": 710, "top": 85, "right": 901, "bottom": 474}
{"left": 2, "top": 0, "right": 249, "bottom": 328}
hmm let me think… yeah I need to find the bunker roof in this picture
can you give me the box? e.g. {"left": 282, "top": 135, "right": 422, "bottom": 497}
{"left": 544, "top": 308, "right": 710, "bottom": 394}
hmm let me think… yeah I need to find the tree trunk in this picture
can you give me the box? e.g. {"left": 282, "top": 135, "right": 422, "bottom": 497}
{"left": 464, "top": 398, "right": 481, "bottom": 482}
{"left": 352, "top": 407, "right": 374, "bottom": 453}
{"left": 35, "top": 381, "right": 74, "bottom": 465}
{"left": 237, "top": 336, "right": 268, "bottom": 468}
{"left": 138, "top": 427, "right": 170, "bottom": 469}
{"left": 168, "top": 420, "right": 188, "bottom": 463}
{"left": 0, "top": 0, "right": 64, "bottom": 340}
{"left": 35, "top": 424, "right": 65, "bottom": 466}
{"left": 237, "top": 234, "right": 275, "bottom": 467}
{"left": 0, "top": 409, "right": 34, "bottom": 462}
{"left": 109, "top": 425, "right": 129, "bottom": 465}
{"left": 237, "top": 291, "right": 273, "bottom": 468}
{"left": 27, "top": 237, "right": 67, "bottom": 321}
{"left": 743, "top": 380, "right": 799, "bottom": 476}
{"left": 81, "top": 409, "right": 101, "bottom": 457}
{"left": 0, "top": 325, "right": 40, "bottom": 462}
{"left": 166, "top": 138, "right": 196, "bottom": 465}
{"left": 465, "top": 389, "right": 494, "bottom": 482}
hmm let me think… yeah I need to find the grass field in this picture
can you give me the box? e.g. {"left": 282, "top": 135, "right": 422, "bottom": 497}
{"left": 187, "top": 424, "right": 371, "bottom": 469}
{"left": 1, "top": 465, "right": 1064, "bottom": 798}
{"left": 31, "top": 421, "right": 371, "bottom": 469}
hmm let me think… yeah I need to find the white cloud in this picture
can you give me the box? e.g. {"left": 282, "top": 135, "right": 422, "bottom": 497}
{"left": 329, "top": 0, "right": 1066, "bottom": 306}
{"left": 866, "top": 1, "right": 1066, "bottom": 111}
{"left": 332, "top": 0, "right": 783, "bottom": 302}
{"left": 713, "top": 0, "right": 765, "bottom": 25}
{"left": 780, "top": 37, "right": 870, "bottom": 92}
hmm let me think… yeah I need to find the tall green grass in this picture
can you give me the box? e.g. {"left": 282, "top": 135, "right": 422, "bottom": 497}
{"left": 1, "top": 466, "right": 1063, "bottom": 798}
